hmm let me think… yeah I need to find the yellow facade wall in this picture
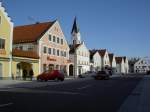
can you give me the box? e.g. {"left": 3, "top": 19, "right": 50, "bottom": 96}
{"left": 0, "top": 9, "right": 12, "bottom": 58}
{"left": 0, "top": 60, "right": 10, "bottom": 78}
{"left": 12, "top": 58, "right": 39, "bottom": 79}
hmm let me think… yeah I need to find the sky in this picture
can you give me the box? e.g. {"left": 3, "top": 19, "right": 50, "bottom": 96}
{"left": 1, "top": 0, "right": 150, "bottom": 57}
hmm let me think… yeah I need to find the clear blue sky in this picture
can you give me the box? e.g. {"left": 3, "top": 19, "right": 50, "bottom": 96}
{"left": 2, "top": 0, "right": 150, "bottom": 57}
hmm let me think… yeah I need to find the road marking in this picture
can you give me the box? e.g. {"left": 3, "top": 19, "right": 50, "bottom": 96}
{"left": 77, "top": 85, "right": 92, "bottom": 90}
{"left": 0, "top": 103, "right": 13, "bottom": 108}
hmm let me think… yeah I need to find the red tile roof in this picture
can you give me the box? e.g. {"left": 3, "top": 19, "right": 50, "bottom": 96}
{"left": 115, "top": 57, "right": 123, "bottom": 64}
{"left": 13, "top": 21, "right": 55, "bottom": 44}
{"left": 109, "top": 53, "right": 114, "bottom": 64}
{"left": 98, "top": 49, "right": 106, "bottom": 57}
{"left": 12, "top": 49, "right": 39, "bottom": 59}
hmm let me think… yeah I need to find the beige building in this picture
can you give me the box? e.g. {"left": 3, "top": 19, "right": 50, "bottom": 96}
{"left": 13, "top": 20, "right": 70, "bottom": 77}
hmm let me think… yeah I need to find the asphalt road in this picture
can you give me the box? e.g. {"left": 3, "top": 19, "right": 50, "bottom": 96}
{"left": 0, "top": 75, "right": 143, "bottom": 112}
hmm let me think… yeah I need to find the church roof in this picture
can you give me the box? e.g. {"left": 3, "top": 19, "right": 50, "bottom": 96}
{"left": 71, "top": 17, "right": 80, "bottom": 34}
{"left": 69, "top": 44, "right": 81, "bottom": 54}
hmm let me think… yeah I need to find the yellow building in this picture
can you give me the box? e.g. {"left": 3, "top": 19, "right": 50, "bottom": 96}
{"left": 0, "top": 2, "right": 13, "bottom": 79}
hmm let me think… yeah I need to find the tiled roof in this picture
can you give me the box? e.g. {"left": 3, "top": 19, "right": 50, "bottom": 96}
{"left": 12, "top": 49, "right": 39, "bottom": 59}
{"left": 13, "top": 21, "right": 55, "bottom": 44}
{"left": 123, "top": 56, "right": 127, "bottom": 62}
{"left": 89, "top": 50, "right": 97, "bottom": 60}
{"left": 69, "top": 44, "right": 81, "bottom": 54}
{"left": 109, "top": 53, "right": 114, "bottom": 63}
{"left": 115, "top": 57, "right": 123, "bottom": 64}
{"left": 98, "top": 49, "right": 106, "bottom": 57}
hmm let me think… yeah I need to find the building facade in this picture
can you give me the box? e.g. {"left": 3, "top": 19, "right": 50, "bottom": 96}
{"left": 13, "top": 20, "right": 70, "bottom": 78}
{"left": 109, "top": 53, "right": 116, "bottom": 74}
{"left": 98, "top": 49, "right": 110, "bottom": 70}
{"left": 115, "top": 57, "right": 125, "bottom": 74}
{"left": 69, "top": 18, "right": 90, "bottom": 76}
{"left": 0, "top": 2, "right": 13, "bottom": 79}
{"left": 134, "top": 57, "right": 150, "bottom": 73}
{"left": 90, "top": 50, "right": 101, "bottom": 72}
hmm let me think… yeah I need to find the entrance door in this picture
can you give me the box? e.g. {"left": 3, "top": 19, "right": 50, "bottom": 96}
{"left": 0, "top": 63, "right": 2, "bottom": 78}
{"left": 69, "top": 65, "right": 73, "bottom": 76}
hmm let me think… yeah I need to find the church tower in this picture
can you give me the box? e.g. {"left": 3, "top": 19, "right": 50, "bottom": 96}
{"left": 71, "top": 17, "right": 81, "bottom": 45}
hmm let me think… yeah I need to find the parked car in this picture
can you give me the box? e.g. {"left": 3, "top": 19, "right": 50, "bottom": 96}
{"left": 147, "top": 70, "right": 150, "bottom": 75}
{"left": 78, "top": 74, "right": 85, "bottom": 78}
{"left": 37, "top": 70, "right": 64, "bottom": 81}
{"left": 94, "top": 71, "right": 110, "bottom": 80}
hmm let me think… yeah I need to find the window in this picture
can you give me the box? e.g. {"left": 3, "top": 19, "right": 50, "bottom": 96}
{"left": 19, "top": 46, "right": 23, "bottom": 50}
{"left": 57, "top": 37, "right": 59, "bottom": 43}
{"left": 28, "top": 45, "right": 34, "bottom": 51}
{"left": 0, "top": 38, "right": 5, "bottom": 49}
{"left": 53, "top": 48, "right": 56, "bottom": 55}
{"left": 43, "top": 46, "right": 47, "bottom": 53}
{"left": 61, "top": 51, "right": 63, "bottom": 56}
{"left": 64, "top": 51, "right": 66, "bottom": 57}
{"left": 48, "top": 48, "right": 51, "bottom": 54}
{"left": 57, "top": 49, "right": 59, "bottom": 56}
{"left": 53, "top": 36, "right": 56, "bottom": 42}
{"left": 61, "top": 39, "right": 63, "bottom": 45}
{"left": 49, "top": 35, "right": 52, "bottom": 41}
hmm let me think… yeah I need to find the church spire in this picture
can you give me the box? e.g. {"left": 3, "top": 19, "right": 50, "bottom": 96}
{"left": 71, "top": 17, "right": 81, "bottom": 45}
{"left": 71, "top": 17, "right": 80, "bottom": 34}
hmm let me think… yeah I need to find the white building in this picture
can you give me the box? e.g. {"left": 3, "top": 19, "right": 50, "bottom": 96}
{"left": 69, "top": 18, "right": 90, "bottom": 76}
{"left": 109, "top": 53, "right": 116, "bottom": 73}
{"left": 134, "top": 57, "right": 150, "bottom": 73}
{"left": 90, "top": 50, "right": 102, "bottom": 72}
{"left": 115, "top": 57, "right": 125, "bottom": 74}
{"left": 98, "top": 49, "right": 110, "bottom": 70}
{"left": 123, "top": 57, "right": 129, "bottom": 74}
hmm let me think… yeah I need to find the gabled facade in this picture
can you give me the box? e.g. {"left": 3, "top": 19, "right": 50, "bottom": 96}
{"left": 98, "top": 49, "right": 110, "bottom": 70}
{"left": 69, "top": 18, "right": 90, "bottom": 76}
{"left": 90, "top": 50, "right": 101, "bottom": 72}
{"left": 12, "top": 20, "right": 70, "bottom": 78}
{"left": 0, "top": 2, "right": 13, "bottom": 79}
{"left": 115, "top": 57, "right": 125, "bottom": 74}
{"left": 123, "top": 56, "right": 129, "bottom": 74}
{"left": 109, "top": 53, "right": 116, "bottom": 73}
{"left": 134, "top": 57, "right": 150, "bottom": 73}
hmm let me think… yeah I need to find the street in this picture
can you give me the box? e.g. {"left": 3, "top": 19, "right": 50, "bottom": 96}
{"left": 0, "top": 75, "right": 143, "bottom": 112}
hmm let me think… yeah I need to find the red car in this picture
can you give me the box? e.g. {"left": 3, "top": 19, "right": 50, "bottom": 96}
{"left": 37, "top": 70, "right": 64, "bottom": 81}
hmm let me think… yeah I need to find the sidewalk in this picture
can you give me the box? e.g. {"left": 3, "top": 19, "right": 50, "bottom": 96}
{"left": 118, "top": 75, "right": 150, "bottom": 112}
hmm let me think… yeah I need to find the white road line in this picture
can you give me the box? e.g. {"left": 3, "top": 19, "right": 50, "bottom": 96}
{"left": 77, "top": 85, "right": 92, "bottom": 90}
{"left": 0, "top": 103, "right": 13, "bottom": 108}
